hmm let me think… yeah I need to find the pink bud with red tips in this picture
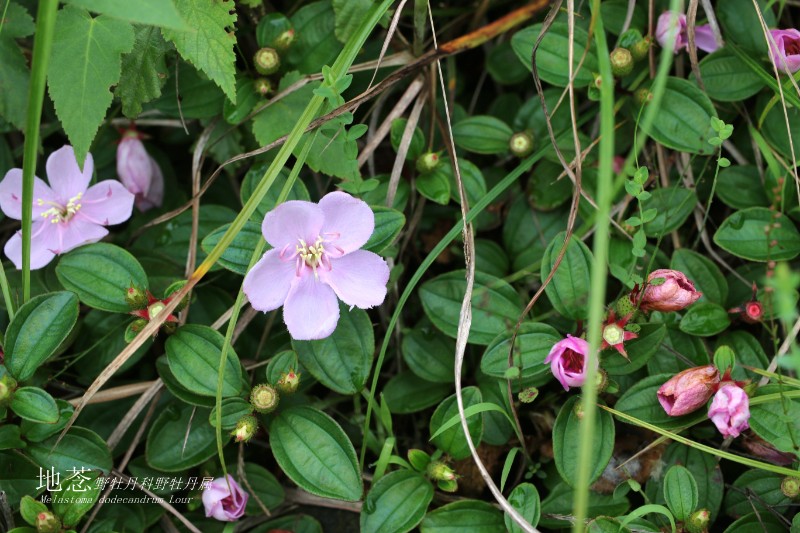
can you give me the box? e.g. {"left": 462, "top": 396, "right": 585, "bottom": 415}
{"left": 639, "top": 269, "right": 702, "bottom": 312}
{"left": 708, "top": 383, "right": 750, "bottom": 438}
{"left": 117, "top": 130, "right": 164, "bottom": 212}
{"left": 657, "top": 365, "right": 720, "bottom": 416}
{"left": 544, "top": 335, "right": 597, "bottom": 391}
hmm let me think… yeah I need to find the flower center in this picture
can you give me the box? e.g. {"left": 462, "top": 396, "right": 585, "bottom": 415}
{"left": 148, "top": 301, "right": 166, "bottom": 320}
{"left": 562, "top": 349, "right": 584, "bottom": 372}
{"left": 602, "top": 323, "right": 625, "bottom": 346}
{"left": 296, "top": 236, "right": 327, "bottom": 277}
{"left": 785, "top": 39, "right": 800, "bottom": 56}
{"left": 38, "top": 193, "right": 82, "bottom": 224}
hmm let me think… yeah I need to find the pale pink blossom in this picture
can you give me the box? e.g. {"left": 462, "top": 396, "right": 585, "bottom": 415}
{"left": 768, "top": 29, "right": 800, "bottom": 73}
{"left": 640, "top": 269, "right": 702, "bottom": 312}
{"left": 202, "top": 475, "right": 248, "bottom": 522}
{"left": 708, "top": 383, "right": 750, "bottom": 438}
{"left": 0, "top": 145, "right": 134, "bottom": 269}
{"left": 117, "top": 130, "right": 164, "bottom": 212}
{"left": 656, "top": 11, "right": 719, "bottom": 54}
{"left": 544, "top": 335, "right": 596, "bottom": 391}
{"left": 658, "top": 365, "right": 720, "bottom": 416}
{"left": 243, "top": 191, "right": 390, "bottom": 340}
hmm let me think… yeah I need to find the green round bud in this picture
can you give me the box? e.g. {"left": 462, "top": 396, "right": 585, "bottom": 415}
{"left": 685, "top": 508, "right": 711, "bottom": 533}
{"left": 437, "top": 478, "right": 458, "bottom": 492}
{"left": 130, "top": 318, "right": 148, "bottom": 333}
{"left": 250, "top": 383, "right": 280, "bottom": 413}
{"left": 781, "top": 476, "right": 800, "bottom": 499}
{"left": 416, "top": 151, "right": 441, "bottom": 174}
{"left": 615, "top": 296, "right": 636, "bottom": 318}
{"left": 595, "top": 369, "right": 609, "bottom": 393}
{"left": 231, "top": 415, "right": 258, "bottom": 443}
{"left": 274, "top": 29, "right": 296, "bottom": 51}
{"left": 427, "top": 461, "right": 457, "bottom": 482}
{"left": 631, "top": 36, "right": 652, "bottom": 62}
{"left": 610, "top": 47, "right": 634, "bottom": 77}
{"left": 0, "top": 374, "right": 16, "bottom": 404}
{"left": 634, "top": 87, "right": 653, "bottom": 107}
{"left": 254, "top": 77, "right": 273, "bottom": 97}
{"left": 254, "top": 48, "right": 281, "bottom": 75}
{"left": 125, "top": 284, "right": 148, "bottom": 310}
{"left": 509, "top": 131, "right": 535, "bottom": 158}
{"left": 276, "top": 369, "right": 301, "bottom": 394}
{"left": 35, "top": 511, "right": 61, "bottom": 533}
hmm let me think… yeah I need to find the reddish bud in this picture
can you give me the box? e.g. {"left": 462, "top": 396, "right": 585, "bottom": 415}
{"left": 657, "top": 365, "right": 720, "bottom": 416}
{"left": 639, "top": 269, "right": 702, "bottom": 312}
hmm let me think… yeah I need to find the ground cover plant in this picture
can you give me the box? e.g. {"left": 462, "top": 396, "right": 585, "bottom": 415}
{"left": 1, "top": 0, "right": 800, "bottom": 531}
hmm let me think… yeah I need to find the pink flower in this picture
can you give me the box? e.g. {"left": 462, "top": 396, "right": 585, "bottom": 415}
{"left": 544, "top": 335, "right": 596, "bottom": 391}
{"left": 656, "top": 11, "right": 719, "bottom": 54}
{"left": 117, "top": 130, "right": 164, "bottom": 212}
{"left": 708, "top": 383, "right": 750, "bottom": 438}
{"left": 202, "top": 475, "right": 248, "bottom": 522}
{"left": 768, "top": 29, "right": 800, "bottom": 73}
{"left": 658, "top": 365, "right": 720, "bottom": 416}
{"left": 243, "top": 191, "right": 390, "bottom": 340}
{"left": 0, "top": 145, "right": 134, "bottom": 269}
{"left": 639, "top": 269, "right": 702, "bottom": 312}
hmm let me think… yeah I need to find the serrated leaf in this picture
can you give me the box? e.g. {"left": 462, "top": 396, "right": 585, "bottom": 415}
{"left": 252, "top": 72, "right": 319, "bottom": 146}
{"left": 63, "top": 0, "right": 187, "bottom": 29}
{"left": 48, "top": 6, "right": 135, "bottom": 167}
{"left": 1, "top": 1, "right": 35, "bottom": 38}
{"left": 161, "top": 0, "right": 237, "bottom": 103}
{"left": 115, "top": 25, "right": 170, "bottom": 118}
{"left": 303, "top": 125, "right": 360, "bottom": 181}
{"left": 332, "top": 0, "right": 372, "bottom": 42}
{"left": 0, "top": 37, "right": 29, "bottom": 129}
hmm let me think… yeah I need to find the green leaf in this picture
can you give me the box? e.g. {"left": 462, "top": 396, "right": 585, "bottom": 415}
{"left": 161, "top": 0, "right": 237, "bottom": 103}
{"left": 429, "top": 388, "right": 483, "bottom": 461}
{"left": 165, "top": 324, "right": 244, "bottom": 397}
{"left": 663, "top": 465, "right": 698, "bottom": 521}
{"left": 511, "top": 22, "right": 597, "bottom": 87}
{"left": 723, "top": 513, "right": 786, "bottom": 533}
{"left": 27, "top": 427, "right": 112, "bottom": 476}
{"left": 201, "top": 221, "right": 263, "bottom": 275}
{"left": 252, "top": 72, "right": 319, "bottom": 146}
{"left": 697, "top": 49, "right": 764, "bottom": 102}
{"left": 420, "top": 270, "right": 523, "bottom": 345}
{"left": 487, "top": 41, "right": 530, "bottom": 85}
{"left": 553, "top": 397, "right": 614, "bottom": 487}
{"left": 256, "top": 12, "right": 292, "bottom": 48}
{"left": 603, "top": 323, "right": 667, "bottom": 375}
{"left": 48, "top": 6, "right": 135, "bottom": 166}
{"left": 0, "top": 425, "right": 25, "bottom": 450}
{"left": 402, "top": 326, "right": 455, "bottom": 384}
{"left": 285, "top": 1, "right": 341, "bottom": 74}
{"left": 640, "top": 186, "right": 697, "bottom": 237}
{"left": 63, "top": 0, "right": 187, "bottom": 29}
{"left": 332, "top": 0, "right": 372, "bottom": 43}
{"left": 240, "top": 164, "right": 311, "bottom": 221}
{"left": 208, "top": 397, "right": 253, "bottom": 430}
{"left": 151, "top": 62, "right": 224, "bottom": 118}
{"left": 717, "top": 331, "right": 769, "bottom": 381}
{"left": 416, "top": 171, "right": 451, "bottom": 205}
{"left": 270, "top": 405, "right": 363, "bottom": 501}
{"left": 146, "top": 402, "right": 219, "bottom": 471}
{"left": 361, "top": 470, "right": 434, "bottom": 533}
{"left": 505, "top": 482, "right": 541, "bottom": 532}
{"left": 615, "top": 374, "right": 706, "bottom": 430}
{"left": 0, "top": 452, "right": 41, "bottom": 507}
{"left": 714, "top": 207, "right": 800, "bottom": 261}
{"left": 540, "top": 482, "right": 630, "bottom": 529}
{"left": 20, "top": 400, "right": 74, "bottom": 443}
{"left": 679, "top": 302, "right": 731, "bottom": 337}
{"left": 0, "top": 2, "right": 32, "bottom": 129}
{"left": 420, "top": 500, "right": 505, "bottom": 533}
{"left": 647, "top": 326, "right": 709, "bottom": 375}
{"left": 717, "top": 0, "right": 774, "bottom": 52}
{"left": 52, "top": 470, "right": 101, "bottom": 527}
{"left": 20, "top": 495, "right": 47, "bottom": 526}
{"left": 452, "top": 116, "right": 513, "bottom": 155}
{"left": 642, "top": 77, "right": 717, "bottom": 155}
{"left": 56, "top": 243, "right": 149, "bottom": 313}
{"left": 717, "top": 166, "right": 769, "bottom": 209}
{"left": 748, "top": 384, "right": 800, "bottom": 457}
{"left": 115, "top": 25, "right": 170, "bottom": 118}
{"left": 481, "top": 322, "right": 562, "bottom": 387}
{"left": 383, "top": 372, "right": 451, "bottom": 414}
{"left": 156, "top": 356, "right": 214, "bottom": 407}
{"left": 10, "top": 387, "right": 59, "bottom": 424}
{"left": 303, "top": 124, "right": 360, "bottom": 180}
{"left": 390, "top": 118, "right": 425, "bottom": 161}
{"left": 5, "top": 291, "right": 79, "bottom": 381}
{"left": 671, "top": 249, "right": 728, "bottom": 305}
{"left": 364, "top": 206, "right": 405, "bottom": 255}
{"left": 503, "top": 198, "right": 566, "bottom": 272}
{"left": 292, "top": 305, "right": 373, "bottom": 394}
{"left": 243, "top": 462, "right": 286, "bottom": 513}
{"left": 541, "top": 232, "right": 594, "bottom": 320}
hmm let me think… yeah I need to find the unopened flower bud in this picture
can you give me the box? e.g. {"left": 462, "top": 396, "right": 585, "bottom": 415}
{"left": 276, "top": 370, "right": 300, "bottom": 394}
{"left": 610, "top": 47, "right": 634, "bottom": 77}
{"left": 781, "top": 476, "right": 800, "bottom": 499}
{"left": 254, "top": 77, "right": 273, "bottom": 97}
{"left": 657, "top": 365, "right": 720, "bottom": 416}
{"left": 427, "top": 461, "right": 457, "bottom": 482}
{"left": 274, "top": 29, "right": 295, "bottom": 51}
{"left": 742, "top": 300, "right": 763, "bottom": 323}
{"left": 163, "top": 280, "right": 190, "bottom": 312}
{"left": 117, "top": 130, "right": 164, "bottom": 212}
{"left": 685, "top": 508, "right": 711, "bottom": 533}
{"left": 35, "top": 511, "right": 61, "bottom": 533}
{"left": 250, "top": 384, "right": 279, "bottom": 413}
{"left": 0, "top": 374, "right": 15, "bottom": 404}
{"left": 639, "top": 269, "right": 702, "bottom": 312}
{"left": 615, "top": 295, "right": 636, "bottom": 318}
{"left": 254, "top": 48, "right": 280, "bottom": 75}
{"left": 634, "top": 88, "right": 653, "bottom": 107}
{"left": 509, "top": 131, "right": 535, "bottom": 158}
{"left": 631, "top": 36, "right": 652, "bottom": 61}
{"left": 595, "top": 369, "right": 609, "bottom": 393}
{"left": 231, "top": 415, "right": 258, "bottom": 443}
{"left": 148, "top": 301, "right": 166, "bottom": 320}
{"left": 125, "top": 284, "right": 148, "bottom": 310}
{"left": 416, "top": 151, "right": 441, "bottom": 174}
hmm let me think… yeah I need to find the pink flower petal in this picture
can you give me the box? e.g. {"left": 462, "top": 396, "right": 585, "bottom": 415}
{"left": 46, "top": 146, "right": 93, "bottom": 202}
{"left": 55, "top": 218, "right": 109, "bottom": 255}
{"left": 136, "top": 156, "right": 164, "bottom": 211}
{"left": 321, "top": 250, "right": 389, "bottom": 308}
{"left": 0, "top": 169, "right": 57, "bottom": 219}
{"left": 117, "top": 136, "right": 152, "bottom": 196}
{"left": 694, "top": 25, "right": 719, "bottom": 53}
{"left": 243, "top": 249, "right": 297, "bottom": 312}
{"left": 78, "top": 180, "right": 135, "bottom": 226}
{"left": 283, "top": 275, "right": 340, "bottom": 340}
{"left": 318, "top": 191, "right": 374, "bottom": 256}
{"left": 4, "top": 221, "right": 60, "bottom": 269}
{"left": 262, "top": 200, "right": 324, "bottom": 250}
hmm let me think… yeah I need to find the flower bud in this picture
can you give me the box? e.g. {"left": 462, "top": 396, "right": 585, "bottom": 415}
{"left": 35, "top": 511, "right": 61, "bottom": 533}
{"left": 639, "top": 269, "right": 702, "bottom": 312}
{"left": 544, "top": 335, "right": 597, "bottom": 391}
{"left": 125, "top": 284, "right": 148, "bottom": 310}
{"left": 231, "top": 415, "right": 258, "bottom": 443}
{"left": 0, "top": 374, "right": 16, "bottom": 404}
{"left": 254, "top": 77, "right": 273, "bottom": 97}
{"left": 509, "top": 131, "right": 535, "bottom": 158}
{"left": 685, "top": 508, "right": 711, "bottom": 533}
{"left": 254, "top": 48, "right": 280, "bottom": 75}
{"left": 615, "top": 295, "right": 636, "bottom": 318}
{"left": 708, "top": 383, "right": 750, "bottom": 438}
{"left": 130, "top": 318, "right": 148, "bottom": 333}
{"left": 276, "top": 369, "right": 301, "bottom": 394}
{"left": 595, "top": 369, "right": 609, "bottom": 393}
{"left": 117, "top": 130, "right": 164, "bottom": 212}
{"left": 427, "top": 461, "right": 457, "bottom": 482}
{"left": 601, "top": 323, "right": 625, "bottom": 347}
{"left": 250, "top": 384, "right": 279, "bottom": 414}
{"left": 781, "top": 476, "right": 800, "bottom": 499}
{"left": 610, "top": 48, "right": 634, "bottom": 77}
{"left": 657, "top": 365, "right": 720, "bottom": 416}
{"left": 631, "top": 36, "right": 652, "bottom": 61}
{"left": 633, "top": 88, "right": 652, "bottom": 107}
{"left": 416, "top": 151, "right": 441, "bottom": 174}
{"left": 518, "top": 387, "right": 539, "bottom": 404}
{"left": 273, "top": 29, "right": 296, "bottom": 51}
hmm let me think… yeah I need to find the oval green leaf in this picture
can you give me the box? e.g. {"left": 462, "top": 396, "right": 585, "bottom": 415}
{"left": 541, "top": 232, "right": 593, "bottom": 320}
{"left": 671, "top": 249, "right": 728, "bottom": 305}
{"left": 420, "top": 500, "right": 505, "bottom": 533}
{"left": 361, "top": 470, "right": 434, "bottom": 533}
{"left": 452, "top": 116, "right": 513, "bottom": 155}
{"left": 553, "top": 396, "right": 614, "bottom": 487}
{"left": 429, "top": 387, "right": 483, "bottom": 461}
{"left": 663, "top": 465, "right": 698, "bottom": 521}
{"left": 511, "top": 22, "right": 597, "bottom": 87}
{"left": 165, "top": 324, "right": 244, "bottom": 397}
{"left": 10, "top": 387, "right": 59, "bottom": 424}
{"left": 642, "top": 77, "right": 716, "bottom": 155}
{"left": 146, "top": 402, "right": 218, "bottom": 472}
{"left": 679, "top": 302, "right": 731, "bottom": 337}
{"left": 481, "top": 322, "right": 562, "bottom": 386}
{"left": 714, "top": 207, "right": 800, "bottom": 261}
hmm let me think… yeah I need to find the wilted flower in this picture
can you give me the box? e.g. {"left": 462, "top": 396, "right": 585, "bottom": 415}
{"left": 639, "top": 269, "right": 702, "bottom": 312}
{"left": 768, "top": 29, "right": 800, "bottom": 73}
{"left": 544, "top": 335, "right": 597, "bottom": 391}
{"left": 708, "top": 383, "right": 750, "bottom": 438}
{"left": 656, "top": 11, "right": 719, "bottom": 54}
{"left": 657, "top": 365, "right": 720, "bottom": 416}
{"left": 243, "top": 191, "right": 390, "bottom": 340}
{"left": 202, "top": 475, "right": 248, "bottom": 522}
{"left": 117, "top": 130, "right": 164, "bottom": 212}
{"left": 741, "top": 433, "right": 796, "bottom": 466}
{"left": 0, "top": 145, "right": 134, "bottom": 269}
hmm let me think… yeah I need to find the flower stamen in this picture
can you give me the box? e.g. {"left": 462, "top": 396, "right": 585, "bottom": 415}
{"left": 37, "top": 193, "right": 83, "bottom": 224}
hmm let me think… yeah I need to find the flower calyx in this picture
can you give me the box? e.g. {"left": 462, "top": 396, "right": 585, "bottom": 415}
{"left": 128, "top": 289, "right": 180, "bottom": 337}
{"left": 276, "top": 369, "right": 301, "bottom": 394}
{"left": 600, "top": 309, "right": 638, "bottom": 360}
{"left": 250, "top": 384, "right": 279, "bottom": 414}
{"left": 231, "top": 415, "right": 258, "bottom": 443}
